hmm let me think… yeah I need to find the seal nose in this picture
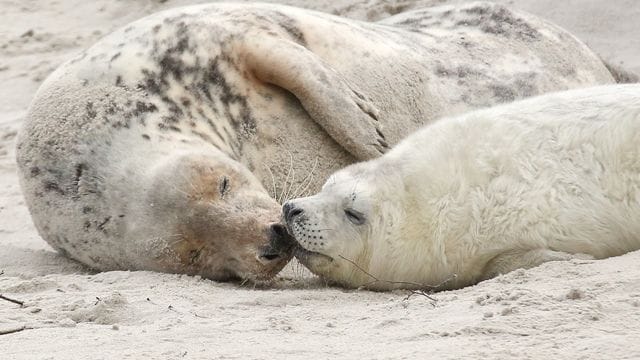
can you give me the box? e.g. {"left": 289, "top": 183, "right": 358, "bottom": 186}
{"left": 258, "top": 223, "right": 295, "bottom": 264}
{"left": 282, "top": 201, "right": 304, "bottom": 223}
{"left": 269, "top": 223, "right": 294, "bottom": 250}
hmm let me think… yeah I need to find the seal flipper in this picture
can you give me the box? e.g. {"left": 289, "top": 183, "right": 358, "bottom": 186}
{"left": 480, "top": 248, "right": 594, "bottom": 281}
{"left": 240, "top": 34, "right": 389, "bottom": 160}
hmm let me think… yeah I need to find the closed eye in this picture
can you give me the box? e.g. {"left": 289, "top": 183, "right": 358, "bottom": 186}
{"left": 219, "top": 176, "right": 230, "bottom": 197}
{"left": 344, "top": 208, "right": 366, "bottom": 225}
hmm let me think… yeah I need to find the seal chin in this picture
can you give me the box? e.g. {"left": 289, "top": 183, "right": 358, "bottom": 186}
{"left": 232, "top": 264, "right": 285, "bottom": 284}
{"left": 294, "top": 245, "right": 334, "bottom": 271}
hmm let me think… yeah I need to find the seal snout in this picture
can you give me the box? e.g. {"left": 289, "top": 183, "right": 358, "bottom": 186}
{"left": 257, "top": 223, "right": 295, "bottom": 265}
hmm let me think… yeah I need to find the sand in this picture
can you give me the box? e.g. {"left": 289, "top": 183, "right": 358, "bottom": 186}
{"left": 1, "top": 0, "right": 640, "bottom": 359}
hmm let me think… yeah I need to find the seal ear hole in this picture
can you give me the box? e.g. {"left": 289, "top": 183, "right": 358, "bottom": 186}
{"left": 219, "top": 176, "right": 230, "bottom": 197}
{"left": 344, "top": 208, "right": 366, "bottom": 225}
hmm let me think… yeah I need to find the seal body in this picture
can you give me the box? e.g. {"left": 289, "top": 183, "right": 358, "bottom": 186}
{"left": 16, "top": 2, "right": 614, "bottom": 280}
{"left": 284, "top": 84, "right": 640, "bottom": 290}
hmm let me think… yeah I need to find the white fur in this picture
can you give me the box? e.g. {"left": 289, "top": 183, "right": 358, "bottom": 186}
{"left": 286, "top": 84, "right": 640, "bottom": 290}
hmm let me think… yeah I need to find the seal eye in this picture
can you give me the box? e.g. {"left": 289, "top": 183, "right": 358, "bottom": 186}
{"left": 219, "top": 176, "right": 230, "bottom": 197}
{"left": 344, "top": 208, "right": 366, "bottom": 225}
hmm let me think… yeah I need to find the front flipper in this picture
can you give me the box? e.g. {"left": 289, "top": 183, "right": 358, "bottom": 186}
{"left": 239, "top": 34, "right": 389, "bottom": 160}
{"left": 481, "top": 248, "right": 594, "bottom": 281}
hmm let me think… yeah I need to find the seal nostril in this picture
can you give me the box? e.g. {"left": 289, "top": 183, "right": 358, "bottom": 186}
{"left": 261, "top": 253, "right": 280, "bottom": 261}
{"left": 283, "top": 202, "right": 304, "bottom": 222}
{"left": 271, "top": 223, "right": 287, "bottom": 238}
{"left": 267, "top": 223, "right": 296, "bottom": 255}
{"left": 289, "top": 208, "right": 303, "bottom": 219}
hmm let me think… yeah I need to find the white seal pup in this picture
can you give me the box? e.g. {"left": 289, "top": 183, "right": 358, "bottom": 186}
{"left": 17, "top": 2, "right": 614, "bottom": 281}
{"left": 283, "top": 84, "right": 640, "bottom": 290}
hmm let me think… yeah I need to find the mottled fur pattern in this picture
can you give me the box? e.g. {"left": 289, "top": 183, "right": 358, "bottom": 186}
{"left": 17, "top": 2, "right": 613, "bottom": 280}
{"left": 285, "top": 84, "right": 640, "bottom": 290}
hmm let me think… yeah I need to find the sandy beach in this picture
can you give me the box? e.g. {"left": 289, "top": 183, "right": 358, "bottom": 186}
{"left": 1, "top": 0, "right": 639, "bottom": 358}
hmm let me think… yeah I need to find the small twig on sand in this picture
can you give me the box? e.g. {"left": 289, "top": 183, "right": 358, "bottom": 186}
{"left": 0, "top": 326, "right": 27, "bottom": 336}
{"left": 403, "top": 290, "right": 434, "bottom": 301}
{"left": 192, "top": 312, "right": 209, "bottom": 319}
{"left": 338, "top": 255, "right": 457, "bottom": 303}
{"left": 0, "top": 294, "right": 24, "bottom": 307}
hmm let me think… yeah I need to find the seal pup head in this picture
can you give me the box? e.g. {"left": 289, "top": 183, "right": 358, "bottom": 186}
{"left": 282, "top": 161, "right": 405, "bottom": 289}
{"left": 144, "top": 152, "right": 295, "bottom": 282}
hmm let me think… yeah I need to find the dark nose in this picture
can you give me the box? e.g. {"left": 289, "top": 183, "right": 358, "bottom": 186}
{"left": 259, "top": 224, "right": 295, "bottom": 263}
{"left": 269, "top": 223, "right": 294, "bottom": 250}
{"left": 282, "top": 201, "right": 304, "bottom": 223}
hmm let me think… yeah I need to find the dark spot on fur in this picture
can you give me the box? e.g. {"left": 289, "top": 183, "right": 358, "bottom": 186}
{"left": 157, "top": 123, "right": 181, "bottom": 132}
{"left": 273, "top": 11, "right": 306, "bottom": 46}
{"left": 204, "top": 118, "right": 224, "bottom": 140}
{"left": 462, "top": 5, "right": 490, "bottom": 15}
{"left": 161, "top": 96, "right": 183, "bottom": 117}
{"left": 56, "top": 247, "right": 70, "bottom": 258}
{"left": 435, "top": 64, "right": 449, "bottom": 77}
{"left": 74, "top": 163, "right": 87, "bottom": 190}
{"left": 98, "top": 216, "right": 111, "bottom": 233}
{"left": 110, "top": 52, "right": 121, "bottom": 62}
{"left": 456, "top": 5, "right": 539, "bottom": 40}
{"left": 139, "top": 69, "right": 163, "bottom": 94}
{"left": 191, "top": 130, "right": 213, "bottom": 143}
{"left": 105, "top": 100, "right": 118, "bottom": 115}
{"left": 86, "top": 102, "right": 97, "bottom": 119}
{"left": 142, "top": 134, "right": 151, "bottom": 140}
{"left": 134, "top": 101, "right": 158, "bottom": 115}
{"left": 44, "top": 181, "right": 65, "bottom": 195}
{"left": 436, "top": 64, "right": 483, "bottom": 79}
{"left": 189, "top": 247, "right": 203, "bottom": 264}
{"left": 489, "top": 84, "right": 517, "bottom": 103}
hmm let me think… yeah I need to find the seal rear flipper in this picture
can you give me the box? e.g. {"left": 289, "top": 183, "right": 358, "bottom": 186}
{"left": 480, "top": 248, "right": 594, "bottom": 281}
{"left": 239, "top": 34, "right": 389, "bottom": 160}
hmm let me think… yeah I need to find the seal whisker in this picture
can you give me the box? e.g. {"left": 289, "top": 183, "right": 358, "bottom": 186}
{"left": 291, "top": 157, "right": 319, "bottom": 199}
{"left": 281, "top": 150, "right": 296, "bottom": 203}
{"left": 263, "top": 164, "right": 278, "bottom": 199}
{"left": 277, "top": 151, "right": 294, "bottom": 204}
{"left": 154, "top": 233, "right": 185, "bottom": 248}
{"left": 153, "top": 174, "right": 192, "bottom": 199}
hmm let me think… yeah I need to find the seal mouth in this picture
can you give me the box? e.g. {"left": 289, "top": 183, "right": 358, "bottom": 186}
{"left": 294, "top": 245, "right": 333, "bottom": 264}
